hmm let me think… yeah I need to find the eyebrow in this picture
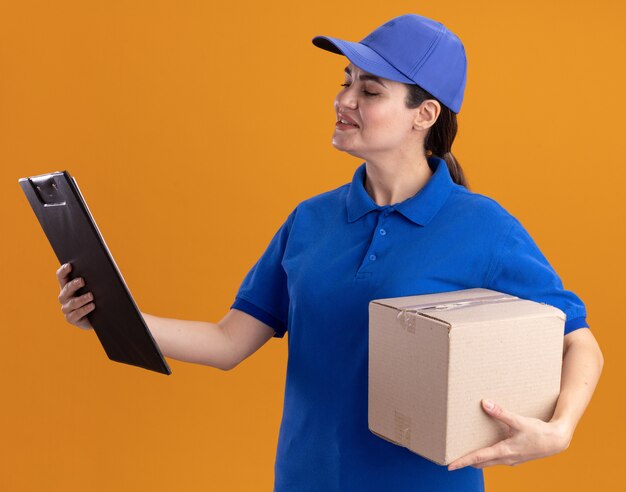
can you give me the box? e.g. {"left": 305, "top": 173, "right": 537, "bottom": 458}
{"left": 344, "top": 66, "right": 388, "bottom": 88}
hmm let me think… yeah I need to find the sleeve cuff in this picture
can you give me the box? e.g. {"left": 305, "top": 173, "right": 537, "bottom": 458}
{"left": 230, "top": 297, "right": 287, "bottom": 338}
{"left": 564, "top": 315, "right": 589, "bottom": 335}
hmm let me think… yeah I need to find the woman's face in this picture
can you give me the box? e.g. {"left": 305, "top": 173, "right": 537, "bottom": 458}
{"left": 332, "top": 62, "right": 420, "bottom": 160}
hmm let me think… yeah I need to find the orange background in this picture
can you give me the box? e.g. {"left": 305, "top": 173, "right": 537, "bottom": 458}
{"left": 1, "top": 0, "right": 623, "bottom": 490}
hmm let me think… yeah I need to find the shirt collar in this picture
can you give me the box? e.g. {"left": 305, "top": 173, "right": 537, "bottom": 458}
{"left": 346, "top": 156, "right": 454, "bottom": 226}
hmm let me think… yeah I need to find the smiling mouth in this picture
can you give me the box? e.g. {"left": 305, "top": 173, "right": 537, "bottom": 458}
{"left": 336, "top": 120, "right": 359, "bottom": 130}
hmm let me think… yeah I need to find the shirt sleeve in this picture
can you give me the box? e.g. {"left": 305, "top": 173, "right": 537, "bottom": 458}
{"left": 229, "top": 208, "right": 296, "bottom": 338}
{"left": 484, "top": 216, "right": 589, "bottom": 336}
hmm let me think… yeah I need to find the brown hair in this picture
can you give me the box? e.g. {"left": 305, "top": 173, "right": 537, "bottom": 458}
{"left": 404, "top": 84, "right": 469, "bottom": 189}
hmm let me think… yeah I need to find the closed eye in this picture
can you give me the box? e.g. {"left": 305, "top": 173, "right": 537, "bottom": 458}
{"left": 340, "top": 83, "right": 379, "bottom": 97}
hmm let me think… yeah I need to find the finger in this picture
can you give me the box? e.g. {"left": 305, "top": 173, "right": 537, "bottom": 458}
{"left": 58, "top": 277, "right": 85, "bottom": 305}
{"left": 66, "top": 301, "right": 95, "bottom": 324}
{"left": 61, "top": 291, "right": 94, "bottom": 315}
{"left": 56, "top": 262, "right": 72, "bottom": 288}
{"left": 471, "top": 457, "right": 517, "bottom": 469}
{"left": 482, "top": 399, "right": 522, "bottom": 430}
{"left": 448, "top": 441, "right": 509, "bottom": 471}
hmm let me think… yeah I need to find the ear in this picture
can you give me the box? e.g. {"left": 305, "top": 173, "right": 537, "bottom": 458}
{"left": 413, "top": 99, "right": 441, "bottom": 131}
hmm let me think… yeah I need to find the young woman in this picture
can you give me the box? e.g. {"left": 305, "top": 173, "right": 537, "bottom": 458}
{"left": 55, "top": 14, "right": 603, "bottom": 492}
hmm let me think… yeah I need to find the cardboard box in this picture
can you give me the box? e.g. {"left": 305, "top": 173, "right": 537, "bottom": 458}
{"left": 368, "top": 287, "right": 565, "bottom": 465}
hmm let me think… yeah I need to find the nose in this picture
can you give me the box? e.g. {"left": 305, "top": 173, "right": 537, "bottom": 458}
{"left": 334, "top": 87, "right": 357, "bottom": 113}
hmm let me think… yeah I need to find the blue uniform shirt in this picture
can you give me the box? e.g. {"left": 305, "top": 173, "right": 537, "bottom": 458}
{"left": 230, "top": 156, "right": 589, "bottom": 492}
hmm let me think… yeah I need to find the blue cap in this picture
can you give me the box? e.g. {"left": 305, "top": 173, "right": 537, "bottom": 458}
{"left": 312, "top": 14, "right": 467, "bottom": 113}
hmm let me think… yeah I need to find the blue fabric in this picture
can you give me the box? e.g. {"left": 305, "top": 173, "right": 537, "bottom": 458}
{"left": 230, "top": 156, "right": 589, "bottom": 491}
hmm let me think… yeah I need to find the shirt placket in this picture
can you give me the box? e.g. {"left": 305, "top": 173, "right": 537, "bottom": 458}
{"left": 355, "top": 206, "right": 393, "bottom": 279}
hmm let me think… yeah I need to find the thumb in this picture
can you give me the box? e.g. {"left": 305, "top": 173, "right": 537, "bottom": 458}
{"left": 482, "top": 399, "right": 522, "bottom": 430}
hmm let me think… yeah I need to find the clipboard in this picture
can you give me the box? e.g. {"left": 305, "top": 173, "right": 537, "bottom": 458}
{"left": 18, "top": 170, "right": 171, "bottom": 375}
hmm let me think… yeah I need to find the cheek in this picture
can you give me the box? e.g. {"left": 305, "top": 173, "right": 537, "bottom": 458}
{"left": 363, "top": 105, "right": 412, "bottom": 136}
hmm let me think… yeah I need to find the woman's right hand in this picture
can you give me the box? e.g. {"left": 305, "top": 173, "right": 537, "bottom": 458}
{"left": 56, "top": 262, "right": 95, "bottom": 330}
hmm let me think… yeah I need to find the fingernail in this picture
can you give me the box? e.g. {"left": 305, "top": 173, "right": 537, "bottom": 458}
{"left": 483, "top": 399, "right": 495, "bottom": 410}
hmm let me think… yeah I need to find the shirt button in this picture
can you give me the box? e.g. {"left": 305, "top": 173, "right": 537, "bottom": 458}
{"left": 379, "top": 228, "right": 386, "bottom": 236}
{"left": 369, "top": 254, "right": 377, "bottom": 261}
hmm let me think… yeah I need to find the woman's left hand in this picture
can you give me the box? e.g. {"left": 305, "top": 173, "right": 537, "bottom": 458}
{"left": 447, "top": 399, "right": 573, "bottom": 471}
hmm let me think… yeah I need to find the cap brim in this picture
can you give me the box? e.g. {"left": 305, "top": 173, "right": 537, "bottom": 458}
{"left": 312, "top": 35, "right": 413, "bottom": 85}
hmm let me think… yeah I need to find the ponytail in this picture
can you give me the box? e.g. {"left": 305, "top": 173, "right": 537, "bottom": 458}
{"left": 405, "top": 84, "right": 470, "bottom": 190}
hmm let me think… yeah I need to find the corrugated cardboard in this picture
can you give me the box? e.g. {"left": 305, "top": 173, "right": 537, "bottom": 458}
{"left": 368, "top": 287, "right": 565, "bottom": 465}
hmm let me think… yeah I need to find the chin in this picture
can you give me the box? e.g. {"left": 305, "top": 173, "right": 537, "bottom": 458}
{"left": 332, "top": 139, "right": 364, "bottom": 158}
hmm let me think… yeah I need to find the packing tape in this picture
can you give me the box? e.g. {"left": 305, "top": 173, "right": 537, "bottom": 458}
{"left": 395, "top": 294, "right": 520, "bottom": 331}
{"left": 403, "top": 294, "right": 519, "bottom": 311}
{"left": 394, "top": 410, "right": 411, "bottom": 446}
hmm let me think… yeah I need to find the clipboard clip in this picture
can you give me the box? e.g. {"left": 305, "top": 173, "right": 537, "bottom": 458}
{"left": 29, "top": 174, "right": 67, "bottom": 207}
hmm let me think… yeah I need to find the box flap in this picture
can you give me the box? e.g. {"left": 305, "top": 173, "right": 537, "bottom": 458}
{"left": 372, "top": 288, "right": 566, "bottom": 331}
{"left": 429, "top": 299, "right": 566, "bottom": 327}
{"left": 370, "top": 288, "right": 510, "bottom": 310}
